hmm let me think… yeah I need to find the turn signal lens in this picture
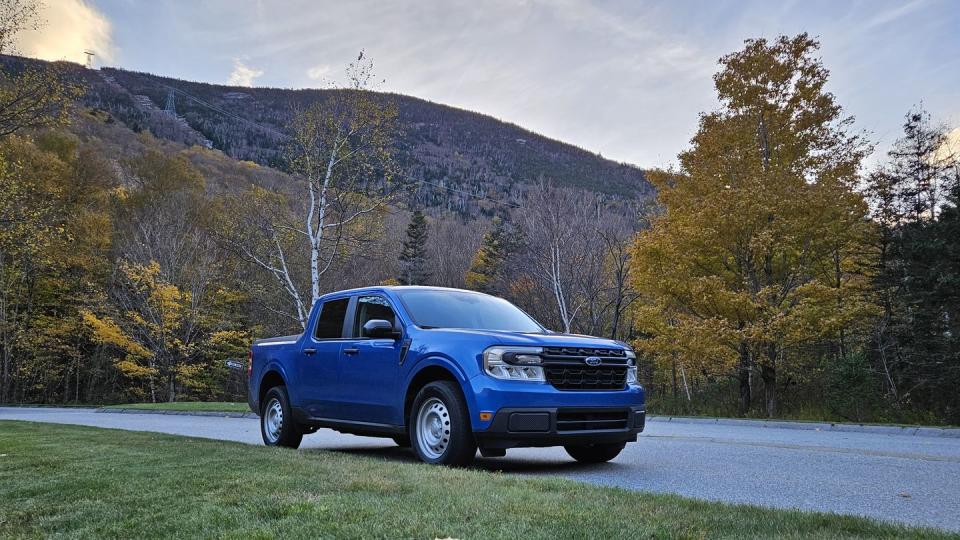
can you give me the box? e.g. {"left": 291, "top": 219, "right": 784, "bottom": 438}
{"left": 624, "top": 348, "right": 638, "bottom": 384}
{"left": 479, "top": 412, "right": 493, "bottom": 421}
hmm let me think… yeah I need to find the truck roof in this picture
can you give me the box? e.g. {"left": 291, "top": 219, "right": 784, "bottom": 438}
{"left": 320, "top": 285, "right": 488, "bottom": 298}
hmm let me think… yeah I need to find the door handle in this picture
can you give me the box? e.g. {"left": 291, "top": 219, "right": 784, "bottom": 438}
{"left": 343, "top": 348, "right": 359, "bottom": 355}
{"left": 303, "top": 348, "right": 316, "bottom": 355}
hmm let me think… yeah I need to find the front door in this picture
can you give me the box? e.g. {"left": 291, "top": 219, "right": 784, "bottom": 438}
{"left": 336, "top": 294, "right": 403, "bottom": 425}
{"left": 298, "top": 297, "right": 349, "bottom": 418}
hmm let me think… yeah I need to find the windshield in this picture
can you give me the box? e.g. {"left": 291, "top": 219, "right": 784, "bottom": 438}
{"left": 396, "top": 289, "right": 543, "bottom": 333}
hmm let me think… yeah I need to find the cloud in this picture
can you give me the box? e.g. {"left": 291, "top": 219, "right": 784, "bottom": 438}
{"left": 14, "top": 0, "right": 114, "bottom": 64}
{"left": 227, "top": 58, "right": 263, "bottom": 87}
{"left": 860, "top": 0, "right": 929, "bottom": 31}
{"left": 306, "top": 64, "right": 331, "bottom": 81}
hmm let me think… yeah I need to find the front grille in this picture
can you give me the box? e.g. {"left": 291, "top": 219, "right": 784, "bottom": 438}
{"left": 541, "top": 346, "right": 628, "bottom": 390}
{"left": 545, "top": 366, "right": 627, "bottom": 390}
{"left": 556, "top": 409, "right": 629, "bottom": 431}
{"left": 542, "top": 347, "right": 627, "bottom": 360}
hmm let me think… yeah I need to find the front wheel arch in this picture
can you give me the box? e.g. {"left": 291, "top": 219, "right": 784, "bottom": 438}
{"left": 403, "top": 365, "right": 464, "bottom": 426}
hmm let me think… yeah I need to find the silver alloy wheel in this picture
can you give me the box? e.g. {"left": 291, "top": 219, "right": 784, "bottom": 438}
{"left": 264, "top": 397, "right": 283, "bottom": 443}
{"left": 416, "top": 397, "right": 451, "bottom": 460}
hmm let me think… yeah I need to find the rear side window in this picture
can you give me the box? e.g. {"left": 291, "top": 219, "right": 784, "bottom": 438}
{"left": 314, "top": 298, "right": 349, "bottom": 339}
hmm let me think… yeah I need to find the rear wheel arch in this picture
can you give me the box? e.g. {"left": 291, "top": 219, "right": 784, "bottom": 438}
{"left": 259, "top": 370, "right": 286, "bottom": 407}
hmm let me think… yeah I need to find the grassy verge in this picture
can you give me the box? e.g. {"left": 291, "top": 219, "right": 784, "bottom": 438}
{"left": 102, "top": 401, "right": 249, "bottom": 413}
{"left": 0, "top": 421, "right": 950, "bottom": 539}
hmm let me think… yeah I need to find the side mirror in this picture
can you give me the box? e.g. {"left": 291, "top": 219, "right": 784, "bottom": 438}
{"left": 363, "top": 319, "right": 399, "bottom": 339}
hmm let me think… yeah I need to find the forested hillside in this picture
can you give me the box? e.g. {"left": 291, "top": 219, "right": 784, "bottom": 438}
{"left": 0, "top": 55, "right": 653, "bottom": 215}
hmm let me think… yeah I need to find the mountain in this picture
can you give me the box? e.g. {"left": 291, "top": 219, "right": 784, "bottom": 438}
{"left": 2, "top": 55, "right": 653, "bottom": 213}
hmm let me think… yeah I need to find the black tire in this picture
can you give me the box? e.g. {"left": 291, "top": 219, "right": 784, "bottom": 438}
{"left": 392, "top": 435, "right": 411, "bottom": 447}
{"left": 260, "top": 385, "right": 303, "bottom": 449}
{"left": 564, "top": 442, "right": 625, "bottom": 464}
{"left": 408, "top": 381, "right": 476, "bottom": 466}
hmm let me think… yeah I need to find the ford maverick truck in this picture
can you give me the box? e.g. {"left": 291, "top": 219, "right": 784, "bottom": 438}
{"left": 248, "top": 286, "right": 645, "bottom": 466}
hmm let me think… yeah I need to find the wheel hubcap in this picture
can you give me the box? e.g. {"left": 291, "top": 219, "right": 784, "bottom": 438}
{"left": 416, "top": 397, "right": 451, "bottom": 460}
{"left": 264, "top": 398, "right": 283, "bottom": 443}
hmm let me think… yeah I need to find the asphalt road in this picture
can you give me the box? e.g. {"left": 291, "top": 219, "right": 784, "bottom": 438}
{"left": 2, "top": 407, "right": 959, "bottom": 532}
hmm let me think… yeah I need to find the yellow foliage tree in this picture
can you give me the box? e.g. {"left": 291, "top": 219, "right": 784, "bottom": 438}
{"left": 82, "top": 261, "right": 195, "bottom": 402}
{"left": 630, "top": 34, "right": 875, "bottom": 416}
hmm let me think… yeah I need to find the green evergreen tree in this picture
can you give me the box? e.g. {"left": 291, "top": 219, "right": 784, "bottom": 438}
{"left": 465, "top": 216, "right": 513, "bottom": 293}
{"left": 398, "top": 210, "right": 430, "bottom": 285}
{"left": 866, "top": 106, "right": 960, "bottom": 422}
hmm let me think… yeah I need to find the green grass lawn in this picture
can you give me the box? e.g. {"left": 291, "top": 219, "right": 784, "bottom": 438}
{"left": 102, "top": 401, "right": 250, "bottom": 413}
{"left": 0, "top": 422, "right": 951, "bottom": 539}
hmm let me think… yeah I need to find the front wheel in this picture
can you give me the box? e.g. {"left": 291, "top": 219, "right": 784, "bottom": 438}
{"left": 409, "top": 381, "right": 476, "bottom": 466}
{"left": 260, "top": 385, "right": 303, "bottom": 449}
{"left": 564, "top": 442, "right": 625, "bottom": 463}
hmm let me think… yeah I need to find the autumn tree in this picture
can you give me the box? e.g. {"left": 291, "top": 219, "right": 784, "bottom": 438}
{"left": 397, "top": 209, "right": 430, "bottom": 285}
{"left": 630, "top": 34, "right": 872, "bottom": 416}
{"left": 224, "top": 52, "right": 400, "bottom": 327}
{"left": 0, "top": 131, "right": 115, "bottom": 403}
{"left": 73, "top": 148, "right": 249, "bottom": 403}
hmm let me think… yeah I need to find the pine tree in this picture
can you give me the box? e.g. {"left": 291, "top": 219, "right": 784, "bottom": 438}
{"left": 465, "top": 216, "right": 513, "bottom": 293}
{"left": 866, "top": 108, "right": 960, "bottom": 419}
{"left": 888, "top": 109, "right": 955, "bottom": 221}
{"left": 398, "top": 210, "right": 430, "bottom": 285}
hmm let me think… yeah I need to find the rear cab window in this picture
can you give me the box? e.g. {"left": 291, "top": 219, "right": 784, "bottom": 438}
{"left": 314, "top": 298, "right": 349, "bottom": 339}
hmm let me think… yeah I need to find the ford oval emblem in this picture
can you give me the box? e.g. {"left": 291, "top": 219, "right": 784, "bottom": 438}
{"left": 585, "top": 356, "right": 602, "bottom": 366}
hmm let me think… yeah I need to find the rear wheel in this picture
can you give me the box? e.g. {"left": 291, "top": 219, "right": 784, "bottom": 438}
{"left": 564, "top": 442, "right": 625, "bottom": 463}
{"left": 409, "top": 381, "right": 476, "bottom": 466}
{"left": 260, "top": 385, "right": 303, "bottom": 449}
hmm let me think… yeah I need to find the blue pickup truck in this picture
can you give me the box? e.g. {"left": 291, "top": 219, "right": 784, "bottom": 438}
{"left": 248, "top": 286, "right": 645, "bottom": 466}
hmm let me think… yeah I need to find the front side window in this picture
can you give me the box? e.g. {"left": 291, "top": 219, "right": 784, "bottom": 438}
{"left": 354, "top": 295, "right": 397, "bottom": 337}
{"left": 314, "top": 298, "right": 349, "bottom": 339}
{"left": 396, "top": 290, "right": 543, "bottom": 333}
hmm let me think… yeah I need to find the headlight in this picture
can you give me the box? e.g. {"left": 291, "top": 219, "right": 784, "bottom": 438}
{"left": 625, "top": 348, "right": 638, "bottom": 385}
{"left": 483, "top": 346, "right": 545, "bottom": 382}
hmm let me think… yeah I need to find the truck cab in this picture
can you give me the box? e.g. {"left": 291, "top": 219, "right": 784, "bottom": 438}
{"left": 248, "top": 286, "right": 645, "bottom": 466}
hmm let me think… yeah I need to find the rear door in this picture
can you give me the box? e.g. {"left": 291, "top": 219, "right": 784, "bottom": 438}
{"left": 297, "top": 297, "right": 349, "bottom": 419}
{"left": 336, "top": 294, "right": 404, "bottom": 425}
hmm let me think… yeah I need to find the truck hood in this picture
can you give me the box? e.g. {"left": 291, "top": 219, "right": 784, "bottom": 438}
{"left": 416, "top": 328, "right": 628, "bottom": 350}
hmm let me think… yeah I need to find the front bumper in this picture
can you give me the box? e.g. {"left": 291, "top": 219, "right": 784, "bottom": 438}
{"left": 474, "top": 406, "right": 646, "bottom": 449}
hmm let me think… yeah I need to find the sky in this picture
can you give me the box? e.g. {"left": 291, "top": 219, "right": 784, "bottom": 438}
{"left": 14, "top": 0, "right": 960, "bottom": 169}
